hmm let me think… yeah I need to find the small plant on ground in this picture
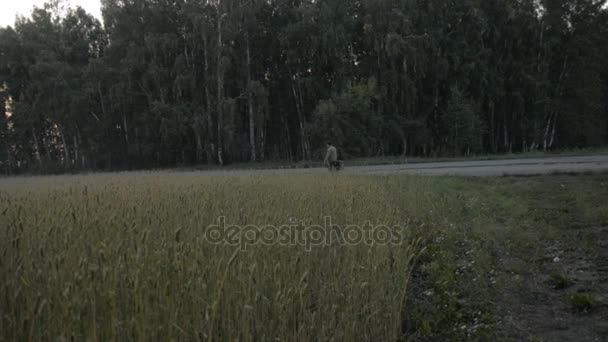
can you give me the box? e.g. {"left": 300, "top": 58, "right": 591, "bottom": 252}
{"left": 547, "top": 272, "right": 572, "bottom": 290}
{"left": 569, "top": 294, "right": 596, "bottom": 313}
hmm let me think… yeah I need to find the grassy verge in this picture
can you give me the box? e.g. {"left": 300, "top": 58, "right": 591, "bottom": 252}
{"left": 410, "top": 173, "right": 608, "bottom": 340}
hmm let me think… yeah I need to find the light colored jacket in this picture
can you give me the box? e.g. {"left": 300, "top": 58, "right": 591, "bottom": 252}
{"left": 324, "top": 146, "right": 338, "bottom": 162}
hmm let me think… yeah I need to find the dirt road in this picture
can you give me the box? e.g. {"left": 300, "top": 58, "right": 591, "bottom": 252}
{"left": 351, "top": 154, "right": 608, "bottom": 176}
{"left": 203, "top": 155, "right": 608, "bottom": 177}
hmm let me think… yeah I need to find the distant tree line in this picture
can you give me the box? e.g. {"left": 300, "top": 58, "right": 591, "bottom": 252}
{"left": 1, "top": 0, "right": 607, "bottom": 173}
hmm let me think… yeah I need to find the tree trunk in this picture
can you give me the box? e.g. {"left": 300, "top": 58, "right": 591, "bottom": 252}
{"left": 216, "top": 3, "right": 224, "bottom": 166}
{"left": 490, "top": 102, "right": 496, "bottom": 153}
{"left": 31, "top": 127, "right": 42, "bottom": 164}
{"left": 194, "top": 123, "right": 203, "bottom": 164}
{"left": 246, "top": 31, "right": 257, "bottom": 162}
{"left": 123, "top": 114, "right": 130, "bottom": 145}
{"left": 548, "top": 117, "right": 557, "bottom": 149}
{"left": 295, "top": 73, "right": 310, "bottom": 159}
{"left": 542, "top": 113, "right": 553, "bottom": 151}
{"left": 287, "top": 61, "right": 308, "bottom": 161}
{"left": 203, "top": 35, "right": 215, "bottom": 164}
{"left": 73, "top": 134, "right": 79, "bottom": 169}
{"left": 42, "top": 135, "right": 51, "bottom": 162}
{"left": 283, "top": 116, "right": 292, "bottom": 161}
{"left": 291, "top": 80, "right": 307, "bottom": 161}
{"left": 544, "top": 56, "right": 568, "bottom": 151}
{"left": 58, "top": 125, "right": 70, "bottom": 166}
{"left": 503, "top": 121, "right": 509, "bottom": 152}
{"left": 77, "top": 127, "right": 85, "bottom": 169}
{"left": 98, "top": 85, "right": 107, "bottom": 118}
{"left": 259, "top": 124, "right": 266, "bottom": 161}
{"left": 5, "top": 144, "right": 11, "bottom": 175}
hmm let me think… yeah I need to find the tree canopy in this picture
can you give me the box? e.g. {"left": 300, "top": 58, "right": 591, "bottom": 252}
{"left": 1, "top": 0, "right": 607, "bottom": 173}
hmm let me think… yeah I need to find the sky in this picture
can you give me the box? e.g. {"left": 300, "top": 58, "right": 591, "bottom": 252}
{"left": 0, "top": 0, "right": 103, "bottom": 27}
{"left": 1, "top": 0, "right": 607, "bottom": 28}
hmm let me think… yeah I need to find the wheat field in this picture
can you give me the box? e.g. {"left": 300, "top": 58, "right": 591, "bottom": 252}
{"left": 0, "top": 172, "right": 446, "bottom": 341}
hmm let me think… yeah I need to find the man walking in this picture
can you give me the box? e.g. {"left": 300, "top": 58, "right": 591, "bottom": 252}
{"left": 324, "top": 142, "right": 341, "bottom": 171}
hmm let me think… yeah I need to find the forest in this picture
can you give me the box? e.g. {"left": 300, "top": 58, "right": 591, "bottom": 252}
{"left": 1, "top": 0, "right": 607, "bottom": 173}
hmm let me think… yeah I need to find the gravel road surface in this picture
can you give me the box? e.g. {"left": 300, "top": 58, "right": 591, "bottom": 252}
{"left": 202, "top": 155, "right": 608, "bottom": 177}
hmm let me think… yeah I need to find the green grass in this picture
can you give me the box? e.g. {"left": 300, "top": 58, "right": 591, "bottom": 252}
{"left": 548, "top": 272, "right": 572, "bottom": 290}
{"left": 428, "top": 173, "right": 608, "bottom": 339}
{"left": 569, "top": 294, "right": 597, "bottom": 313}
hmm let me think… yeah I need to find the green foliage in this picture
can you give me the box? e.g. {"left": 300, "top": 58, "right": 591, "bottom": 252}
{"left": 442, "top": 87, "right": 484, "bottom": 156}
{"left": 569, "top": 294, "right": 597, "bottom": 313}
{"left": 309, "top": 79, "right": 381, "bottom": 158}
{"left": 548, "top": 272, "right": 572, "bottom": 290}
{"left": 0, "top": 0, "right": 607, "bottom": 173}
